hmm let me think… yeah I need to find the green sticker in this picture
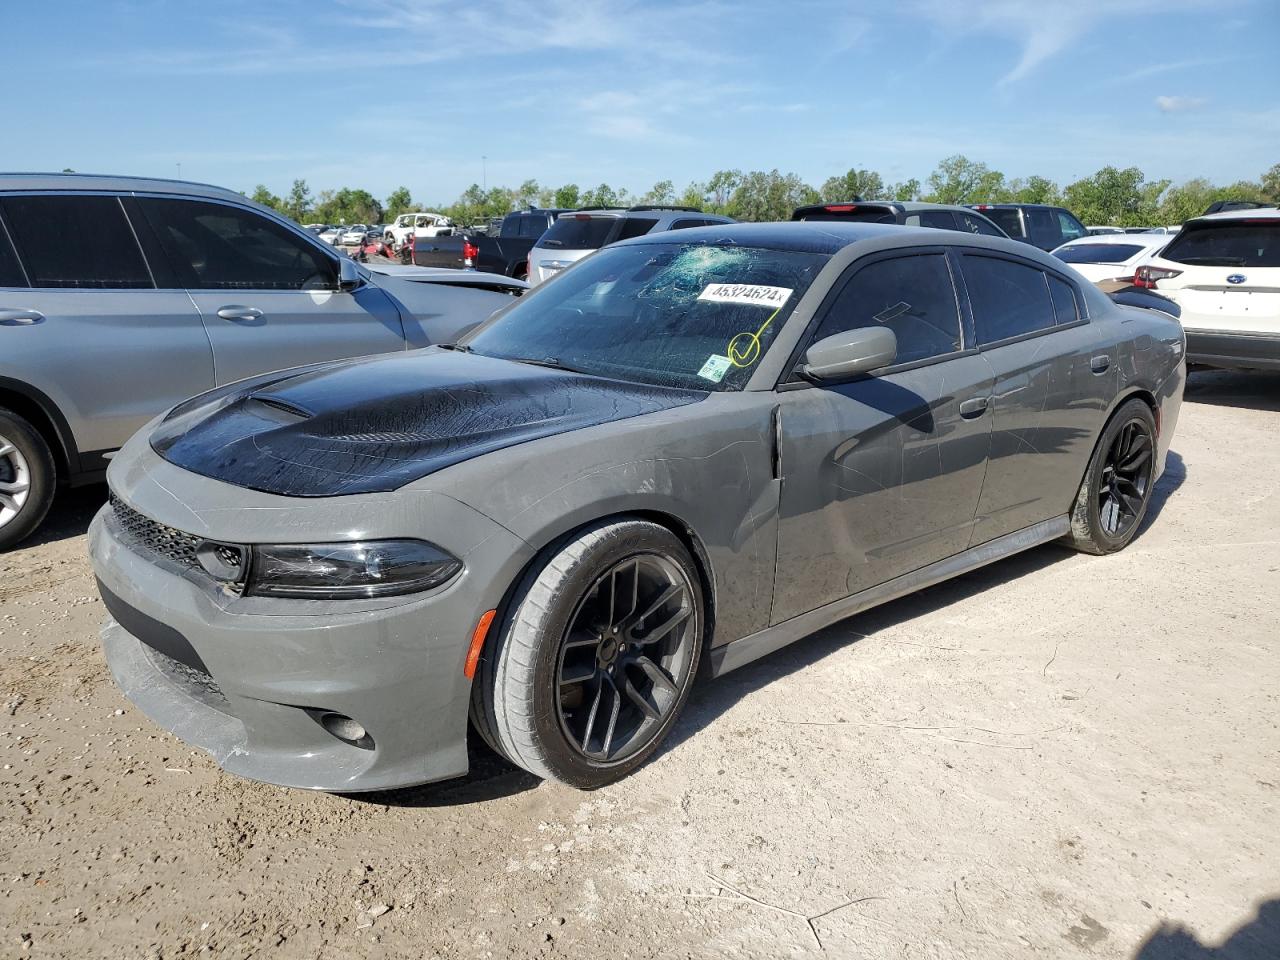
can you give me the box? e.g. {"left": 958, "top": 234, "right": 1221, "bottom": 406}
{"left": 697, "top": 354, "right": 733, "bottom": 383}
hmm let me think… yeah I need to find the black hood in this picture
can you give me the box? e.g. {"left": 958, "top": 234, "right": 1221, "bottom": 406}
{"left": 151, "top": 350, "right": 704, "bottom": 496}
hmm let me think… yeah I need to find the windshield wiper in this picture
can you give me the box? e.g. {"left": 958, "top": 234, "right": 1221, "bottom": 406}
{"left": 508, "top": 356, "right": 587, "bottom": 374}
{"left": 438, "top": 343, "right": 473, "bottom": 352}
{"left": 540, "top": 239, "right": 564, "bottom": 247}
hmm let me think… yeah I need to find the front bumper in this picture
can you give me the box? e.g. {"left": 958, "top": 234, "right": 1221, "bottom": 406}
{"left": 1184, "top": 329, "right": 1280, "bottom": 372}
{"left": 88, "top": 449, "right": 534, "bottom": 792}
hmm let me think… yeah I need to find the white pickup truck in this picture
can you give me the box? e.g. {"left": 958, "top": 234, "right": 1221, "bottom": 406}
{"left": 386, "top": 212, "right": 455, "bottom": 248}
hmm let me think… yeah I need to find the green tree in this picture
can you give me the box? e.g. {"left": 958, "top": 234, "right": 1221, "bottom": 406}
{"left": 706, "top": 169, "right": 742, "bottom": 212}
{"left": 284, "top": 179, "right": 312, "bottom": 222}
{"left": 1063, "top": 166, "right": 1168, "bottom": 227}
{"left": 641, "top": 180, "right": 677, "bottom": 205}
{"left": 1260, "top": 163, "right": 1280, "bottom": 204}
{"left": 820, "top": 168, "right": 887, "bottom": 202}
{"left": 580, "top": 183, "right": 621, "bottom": 207}
{"left": 554, "top": 183, "right": 582, "bottom": 208}
{"left": 515, "top": 179, "right": 541, "bottom": 208}
{"left": 727, "top": 170, "right": 818, "bottom": 222}
{"left": 250, "top": 184, "right": 282, "bottom": 212}
{"left": 925, "top": 155, "right": 1006, "bottom": 204}
{"left": 313, "top": 187, "right": 383, "bottom": 225}
{"left": 1006, "top": 175, "right": 1061, "bottom": 205}
{"left": 890, "top": 179, "right": 921, "bottom": 201}
{"left": 679, "top": 181, "right": 708, "bottom": 209}
{"left": 384, "top": 186, "right": 413, "bottom": 220}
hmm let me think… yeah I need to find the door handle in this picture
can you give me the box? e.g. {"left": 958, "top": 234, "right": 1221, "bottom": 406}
{"left": 958, "top": 396, "right": 990, "bottom": 419}
{"left": 216, "top": 305, "right": 264, "bottom": 323}
{"left": 0, "top": 309, "right": 44, "bottom": 325}
{"left": 1090, "top": 355, "right": 1111, "bottom": 374}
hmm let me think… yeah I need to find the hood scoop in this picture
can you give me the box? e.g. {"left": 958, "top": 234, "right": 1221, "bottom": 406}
{"left": 150, "top": 349, "right": 703, "bottom": 497}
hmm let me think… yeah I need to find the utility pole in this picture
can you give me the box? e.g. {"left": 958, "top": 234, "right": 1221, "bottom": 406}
{"left": 176, "top": 162, "right": 182, "bottom": 180}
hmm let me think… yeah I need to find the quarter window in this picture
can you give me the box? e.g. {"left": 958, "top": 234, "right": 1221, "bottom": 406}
{"left": 813, "top": 254, "right": 963, "bottom": 365}
{"left": 962, "top": 255, "right": 1057, "bottom": 344}
{"left": 1048, "top": 276, "right": 1079, "bottom": 324}
{"left": 0, "top": 195, "right": 153, "bottom": 289}
{"left": 956, "top": 211, "right": 1005, "bottom": 237}
{"left": 138, "top": 198, "right": 336, "bottom": 291}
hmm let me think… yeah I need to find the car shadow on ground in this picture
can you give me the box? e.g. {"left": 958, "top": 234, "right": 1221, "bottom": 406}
{"left": 1184, "top": 368, "right": 1280, "bottom": 411}
{"left": 17, "top": 484, "right": 106, "bottom": 550}
{"left": 1132, "top": 898, "right": 1280, "bottom": 959}
{"left": 349, "top": 739, "right": 541, "bottom": 808}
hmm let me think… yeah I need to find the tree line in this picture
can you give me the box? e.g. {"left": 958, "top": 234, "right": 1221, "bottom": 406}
{"left": 248, "top": 155, "right": 1280, "bottom": 230}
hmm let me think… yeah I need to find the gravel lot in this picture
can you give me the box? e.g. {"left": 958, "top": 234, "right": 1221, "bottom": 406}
{"left": 1, "top": 370, "right": 1277, "bottom": 959}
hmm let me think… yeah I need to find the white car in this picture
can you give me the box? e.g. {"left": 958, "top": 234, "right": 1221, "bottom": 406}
{"left": 317, "top": 225, "right": 344, "bottom": 245}
{"left": 1051, "top": 234, "right": 1171, "bottom": 291}
{"left": 339, "top": 224, "right": 370, "bottom": 245}
{"left": 1134, "top": 207, "right": 1280, "bottom": 371}
{"left": 386, "top": 212, "right": 455, "bottom": 247}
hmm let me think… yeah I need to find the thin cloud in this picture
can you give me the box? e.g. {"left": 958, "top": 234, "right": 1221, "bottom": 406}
{"left": 1156, "top": 95, "right": 1209, "bottom": 113}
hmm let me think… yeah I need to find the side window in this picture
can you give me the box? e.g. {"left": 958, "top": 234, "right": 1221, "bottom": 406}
{"left": 1048, "top": 275, "right": 1079, "bottom": 324}
{"left": 0, "top": 194, "right": 152, "bottom": 289}
{"left": 962, "top": 255, "right": 1057, "bottom": 344}
{"left": 1026, "top": 207, "right": 1059, "bottom": 246}
{"left": 669, "top": 218, "right": 709, "bottom": 230}
{"left": 0, "top": 218, "right": 27, "bottom": 287}
{"left": 906, "top": 210, "right": 957, "bottom": 230}
{"left": 138, "top": 198, "right": 336, "bottom": 291}
{"left": 812, "top": 254, "right": 963, "bottom": 366}
{"left": 520, "top": 215, "right": 548, "bottom": 238}
{"left": 956, "top": 211, "right": 1004, "bottom": 237}
{"left": 615, "top": 217, "right": 659, "bottom": 241}
{"left": 1057, "top": 210, "right": 1086, "bottom": 243}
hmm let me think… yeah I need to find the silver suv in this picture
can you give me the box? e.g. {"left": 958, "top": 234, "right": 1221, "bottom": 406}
{"left": 527, "top": 206, "right": 735, "bottom": 285}
{"left": 0, "top": 174, "right": 521, "bottom": 549}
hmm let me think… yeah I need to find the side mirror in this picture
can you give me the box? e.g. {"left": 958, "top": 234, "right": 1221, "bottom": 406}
{"left": 801, "top": 327, "right": 897, "bottom": 381}
{"left": 337, "top": 257, "right": 363, "bottom": 292}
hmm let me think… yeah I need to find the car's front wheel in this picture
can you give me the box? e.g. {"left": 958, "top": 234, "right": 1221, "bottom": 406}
{"left": 473, "top": 519, "right": 703, "bottom": 788}
{"left": 0, "top": 408, "right": 56, "bottom": 551}
{"left": 1065, "top": 398, "right": 1158, "bottom": 555}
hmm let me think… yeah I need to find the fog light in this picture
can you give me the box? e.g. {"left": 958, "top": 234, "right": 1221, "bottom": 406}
{"left": 318, "top": 711, "right": 372, "bottom": 748}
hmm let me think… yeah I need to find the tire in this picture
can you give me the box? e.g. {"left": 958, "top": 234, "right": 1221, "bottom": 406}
{"left": 0, "top": 408, "right": 57, "bottom": 551}
{"left": 473, "top": 519, "right": 704, "bottom": 788}
{"left": 513, "top": 264, "right": 529, "bottom": 282}
{"left": 1065, "top": 398, "right": 1158, "bottom": 555}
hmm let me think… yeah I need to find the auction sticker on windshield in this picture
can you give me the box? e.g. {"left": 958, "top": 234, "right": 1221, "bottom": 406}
{"left": 698, "top": 284, "right": 793, "bottom": 308}
{"left": 697, "top": 354, "right": 733, "bottom": 384}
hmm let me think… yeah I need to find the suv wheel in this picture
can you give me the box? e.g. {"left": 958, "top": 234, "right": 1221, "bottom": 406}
{"left": 0, "top": 408, "right": 57, "bottom": 551}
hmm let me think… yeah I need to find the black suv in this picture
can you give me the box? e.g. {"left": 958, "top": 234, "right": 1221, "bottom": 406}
{"left": 967, "top": 204, "right": 1087, "bottom": 251}
{"left": 792, "top": 201, "right": 1008, "bottom": 237}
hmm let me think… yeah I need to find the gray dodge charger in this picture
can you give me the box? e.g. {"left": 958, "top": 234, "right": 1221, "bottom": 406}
{"left": 89, "top": 222, "right": 1185, "bottom": 791}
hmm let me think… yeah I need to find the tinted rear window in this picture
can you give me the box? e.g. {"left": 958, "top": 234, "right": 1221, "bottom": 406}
{"left": 1054, "top": 243, "right": 1146, "bottom": 264}
{"left": 539, "top": 215, "right": 620, "bottom": 249}
{"left": 0, "top": 194, "right": 153, "bottom": 288}
{"left": 981, "top": 208, "right": 1024, "bottom": 237}
{"left": 1160, "top": 221, "right": 1280, "bottom": 268}
{"left": 615, "top": 217, "right": 658, "bottom": 241}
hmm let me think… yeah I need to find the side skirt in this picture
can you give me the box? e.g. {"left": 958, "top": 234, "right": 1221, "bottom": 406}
{"left": 708, "top": 514, "right": 1070, "bottom": 677}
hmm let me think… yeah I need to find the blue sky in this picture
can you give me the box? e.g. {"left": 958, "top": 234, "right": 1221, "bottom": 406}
{"left": 5, "top": 0, "right": 1277, "bottom": 203}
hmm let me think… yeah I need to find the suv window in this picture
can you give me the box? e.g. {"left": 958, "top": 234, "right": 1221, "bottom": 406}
{"left": 670, "top": 218, "right": 711, "bottom": 230}
{"left": 138, "top": 198, "right": 336, "bottom": 291}
{"left": 0, "top": 194, "right": 153, "bottom": 289}
{"left": 956, "top": 211, "right": 1004, "bottom": 237}
{"left": 1160, "top": 220, "right": 1280, "bottom": 267}
{"left": 1025, "top": 207, "right": 1060, "bottom": 247}
{"left": 539, "top": 215, "right": 619, "bottom": 250}
{"left": 982, "top": 208, "right": 1025, "bottom": 238}
{"left": 962, "top": 255, "right": 1057, "bottom": 344}
{"left": 813, "top": 253, "right": 963, "bottom": 365}
{"left": 1056, "top": 210, "right": 1087, "bottom": 243}
{"left": 615, "top": 217, "right": 659, "bottom": 241}
{"left": 507, "top": 215, "right": 547, "bottom": 239}
{"left": 905, "top": 210, "right": 957, "bottom": 230}
{"left": 0, "top": 220, "right": 26, "bottom": 287}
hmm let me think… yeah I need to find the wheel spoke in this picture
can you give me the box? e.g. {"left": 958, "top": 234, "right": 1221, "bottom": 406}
{"left": 622, "top": 673, "right": 661, "bottom": 721}
{"left": 0, "top": 479, "right": 27, "bottom": 495}
{"left": 599, "top": 677, "right": 623, "bottom": 758}
{"left": 633, "top": 605, "right": 692, "bottom": 647}
{"left": 0, "top": 493, "right": 17, "bottom": 513}
{"left": 0, "top": 441, "right": 15, "bottom": 458}
{"left": 559, "top": 662, "right": 597, "bottom": 686}
{"left": 579, "top": 679, "right": 606, "bottom": 751}
{"left": 634, "top": 655, "right": 679, "bottom": 698}
{"left": 1119, "top": 446, "right": 1151, "bottom": 474}
{"left": 617, "top": 584, "right": 682, "bottom": 635}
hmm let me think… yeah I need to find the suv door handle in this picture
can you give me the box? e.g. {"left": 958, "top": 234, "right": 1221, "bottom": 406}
{"left": 0, "top": 309, "right": 44, "bottom": 325}
{"left": 1090, "top": 354, "right": 1111, "bottom": 374}
{"left": 216, "top": 306, "right": 264, "bottom": 323}
{"left": 959, "top": 396, "right": 990, "bottom": 419}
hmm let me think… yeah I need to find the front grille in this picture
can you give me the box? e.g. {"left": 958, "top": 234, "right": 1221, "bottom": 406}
{"left": 109, "top": 493, "right": 202, "bottom": 570}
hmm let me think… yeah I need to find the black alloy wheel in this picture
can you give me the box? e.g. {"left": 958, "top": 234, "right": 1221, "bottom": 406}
{"left": 1097, "top": 417, "right": 1154, "bottom": 538}
{"left": 556, "top": 555, "right": 697, "bottom": 763}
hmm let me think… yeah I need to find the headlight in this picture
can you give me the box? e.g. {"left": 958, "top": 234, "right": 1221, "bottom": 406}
{"left": 246, "top": 540, "right": 462, "bottom": 599}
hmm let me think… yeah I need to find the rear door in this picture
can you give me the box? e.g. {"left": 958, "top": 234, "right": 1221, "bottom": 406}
{"left": 135, "top": 196, "right": 407, "bottom": 385}
{"left": 0, "top": 193, "right": 211, "bottom": 462}
{"left": 772, "top": 249, "right": 995, "bottom": 623}
{"left": 956, "top": 251, "right": 1114, "bottom": 545}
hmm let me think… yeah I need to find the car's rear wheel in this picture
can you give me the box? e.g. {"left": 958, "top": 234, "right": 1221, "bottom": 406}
{"left": 1065, "top": 398, "right": 1157, "bottom": 555}
{"left": 474, "top": 519, "right": 703, "bottom": 788}
{"left": 0, "top": 408, "right": 56, "bottom": 551}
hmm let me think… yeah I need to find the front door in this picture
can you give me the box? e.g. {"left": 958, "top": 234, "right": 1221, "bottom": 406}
{"left": 772, "top": 250, "right": 995, "bottom": 625}
{"left": 134, "top": 196, "right": 406, "bottom": 385}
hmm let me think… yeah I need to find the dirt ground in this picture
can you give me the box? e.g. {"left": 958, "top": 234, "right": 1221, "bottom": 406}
{"left": 1, "top": 370, "right": 1277, "bottom": 959}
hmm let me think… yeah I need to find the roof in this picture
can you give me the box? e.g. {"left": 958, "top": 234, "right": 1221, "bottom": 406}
{"left": 969, "top": 202, "right": 1066, "bottom": 210}
{"left": 611, "top": 220, "right": 942, "bottom": 255}
{"left": 1186, "top": 206, "right": 1280, "bottom": 224}
{"left": 1056, "top": 233, "right": 1170, "bottom": 249}
{"left": 0, "top": 171, "right": 246, "bottom": 202}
